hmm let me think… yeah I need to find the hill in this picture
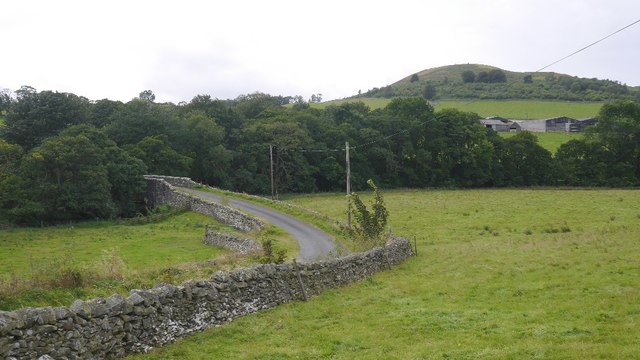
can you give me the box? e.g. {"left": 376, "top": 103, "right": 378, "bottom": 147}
{"left": 356, "top": 64, "right": 640, "bottom": 102}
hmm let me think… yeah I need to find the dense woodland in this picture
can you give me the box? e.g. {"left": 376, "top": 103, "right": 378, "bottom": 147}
{"left": 1, "top": 86, "right": 639, "bottom": 225}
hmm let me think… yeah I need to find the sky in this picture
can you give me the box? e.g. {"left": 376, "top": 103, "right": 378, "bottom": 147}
{"left": 2, "top": 0, "right": 640, "bottom": 103}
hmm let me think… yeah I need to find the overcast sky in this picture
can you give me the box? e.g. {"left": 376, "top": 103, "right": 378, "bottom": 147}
{"left": 3, "top": 0, "right": 639, "bottom": 103}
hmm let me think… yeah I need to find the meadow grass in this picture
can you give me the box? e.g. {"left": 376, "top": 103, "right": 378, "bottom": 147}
{"left": 0, "top": 211, "right": 295, "bottom": 310}
{"left": 316, "top": 98, "right": 603, "bottom": 119}
{"left": 130, "top": 188, "right": 640, "bottom": 359}
{"left": 500, "top": 131, "right": 584, "bottom": 154}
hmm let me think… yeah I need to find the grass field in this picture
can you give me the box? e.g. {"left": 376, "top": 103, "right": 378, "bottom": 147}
{"left": 315, "top": 98, "right": 604, "bottom": 119}
{"left": 0, "top": 211, "right": 295, "bottom": 310}
{"left": 131, "top": 188, "right": 640, "bottom": 359}
{"left": 500, "top": 131, "right": 583, "bottom": 154}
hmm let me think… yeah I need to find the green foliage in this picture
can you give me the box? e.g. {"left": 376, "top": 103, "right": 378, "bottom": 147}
{"left": 555, "top": 100, "right": 640, "bottom": 186}
{"left": 0, "top": 88, "right": 91, "bottom": 150}
{"left": 461, "top": 70, "right": 476, "bottom": 83}
{"left": 1, "top": 86, "right": 638, "bottom": 226}
{"left": 138, "top": 90, "right": 156, "bottom": 102}
{"left": 493, "top": 131, "right": 556, "bottom": 186}
{"left": 348, "top": 180, "right": 389, "bottom": 247}
{"left": 422, "top": 83, "right": 436, "bottom": 100}
{"left": 258, "top": 238, "right": 287, "bottom": 264}
{"left": 125, "top": 135, "right": 192, "bottom": 177}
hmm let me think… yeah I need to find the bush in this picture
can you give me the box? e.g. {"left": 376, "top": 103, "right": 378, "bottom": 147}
{"left": 348, "top": 179, "right": 389, "bottom": 247}
{"left": 258, "top": 238, "right": 286, "bottom": 264}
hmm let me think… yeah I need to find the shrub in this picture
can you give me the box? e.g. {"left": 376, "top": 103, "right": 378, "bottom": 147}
{"left": 347, "top": 179, "right": 389, "bottom": 248}
{"left": 259, "top": 238, "right": 286, "bottom": 264}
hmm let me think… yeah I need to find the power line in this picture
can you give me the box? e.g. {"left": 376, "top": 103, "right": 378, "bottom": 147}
{"left": 535, "top": 18, "right": 640, "bottom": 73}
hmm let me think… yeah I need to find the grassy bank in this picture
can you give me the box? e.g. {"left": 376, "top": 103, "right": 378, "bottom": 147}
{"left": 131, "top": 188, "right": 640, "bottom": 359}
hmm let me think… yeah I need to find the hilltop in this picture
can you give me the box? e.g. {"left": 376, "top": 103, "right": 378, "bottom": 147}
{"left": 355, "top": 64, "right": 640, "bottom": 102}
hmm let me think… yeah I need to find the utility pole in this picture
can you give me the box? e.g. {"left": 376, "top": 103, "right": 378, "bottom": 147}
{"left": 346, "top": 141, "right": 351, "bottom": 229}
{"left": 270, "top": 144, "right": 275, "bottom": 200}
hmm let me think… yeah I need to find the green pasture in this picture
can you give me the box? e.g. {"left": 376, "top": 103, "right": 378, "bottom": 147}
{"left": 131, "top": 188, "right": 640, "bottom": 359}
{"left": 316, "top": 98, "right": 603, "bottom": 119}
{"left": 0, "top": 212, "right": 243, "bottom": 310}
{"left": 0, "top": 212, "right": 232, "bottom": 276}
{"left": 0, "top": 206, "right": 297, "bottom": 310}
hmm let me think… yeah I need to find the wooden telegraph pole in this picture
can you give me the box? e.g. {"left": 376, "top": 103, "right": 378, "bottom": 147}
{"left": 270, "top": 144, "right": 275, "bottom": 200}
{"left": 346, "top": 142, "right": 351, "bottom": 229}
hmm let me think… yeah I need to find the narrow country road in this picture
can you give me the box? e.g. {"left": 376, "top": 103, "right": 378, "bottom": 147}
{"left": 179, "top": 188, "right": 336, "bottom": 261}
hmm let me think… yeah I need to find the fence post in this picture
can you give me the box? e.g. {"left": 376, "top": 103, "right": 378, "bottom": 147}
{"left": 292, "top": 259, "right": 308, "bottom": 301}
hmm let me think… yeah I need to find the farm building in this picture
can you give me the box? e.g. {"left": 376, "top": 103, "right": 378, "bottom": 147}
{"left": 480, "top": 117, "right": 521, "bottom": 132}
{"left": 544, "top": 117, "right": 598, "bottom": 132}
{"left": 506, "top": 117, "right": 597, "bottom": 133}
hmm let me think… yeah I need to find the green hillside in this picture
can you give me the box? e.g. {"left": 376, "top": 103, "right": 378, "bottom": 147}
{"left": 357, "top": 64, "right": 639, "bottom": 102}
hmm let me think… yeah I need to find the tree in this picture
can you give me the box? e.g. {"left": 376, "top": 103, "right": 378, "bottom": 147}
{"left": 174, "top": 111, "right": 230, "bottom": 186}
{"left": 234, "top": 92, "right": 282, "bottom": 119}
{"left": 555, "top": 139, "right": 611, "bottom": 186}
{"left": 310, "top": 93, "right": 323, "bottom": 103}
{"left": 495, "top": 131, "right": 555, "bottom": 186}
{"left": 476, "top": 71, "right": 489, "bottom": 83}
{"left": 348, "top": 179, "right": 389, "bottom": 248}
{"left": 60, "top": 125, "right": 147, "bottom": 217}
{"left": 0, "top": 88, "right": 13, "bottom": 113}
{"left": 587, "top": 100, "right": 640, "bottom": 184}
{"left": 19, "top": 134, "right": 116, "bottom": 222}
{"left": 126, "top": 135, "right": 192, "bottom": 177}
{"left": 105, "top": 98, "right": 179, "bottom": 146}
{"left": 422, "top": 83, "right": 437, "bottom": 100}
{"left": 462, "top": 70, "right": 476, "bottom": 83}
{"left": 1, "top": 89, "right": 91, "bottom": 150}
{"left": 488, "top": 69, "right": 507, "bottom": 83}
{"left": 138, "top": 90, "right": 156, "bottom": 102}
{"left": 523, "top": 74, "right": 533, "bottom": 84}
{"left": 410, "top": 73, "right": 419, "bottom": 83}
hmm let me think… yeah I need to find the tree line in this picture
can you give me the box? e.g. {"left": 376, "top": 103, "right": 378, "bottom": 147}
{"left": 1, "top": 86, "right": 639, "bottom": 225}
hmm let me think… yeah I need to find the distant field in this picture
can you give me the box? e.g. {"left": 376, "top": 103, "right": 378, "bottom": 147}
{"left": 501, "top": 131, "right": 583, "bottom": 154}
{"left": 316, "top": 98, "right": 604, "bottom": 119}
{"left": 132, "top": 189, "right": 640, "bottom": 359}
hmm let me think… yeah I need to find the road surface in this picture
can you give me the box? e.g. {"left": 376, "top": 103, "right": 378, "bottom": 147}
{"left": 179, "top": 188, "right": 336, "bottom": 261}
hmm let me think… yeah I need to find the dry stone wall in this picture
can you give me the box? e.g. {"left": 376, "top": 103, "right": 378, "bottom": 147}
{"left": 144, "top": 175, "right": 264, "bottom": 232}
{"left": 0, "top": 237, "right": 413, "bottom": 359}
{"left": 203, "top": 227, "right": 262, "bottom": 254}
